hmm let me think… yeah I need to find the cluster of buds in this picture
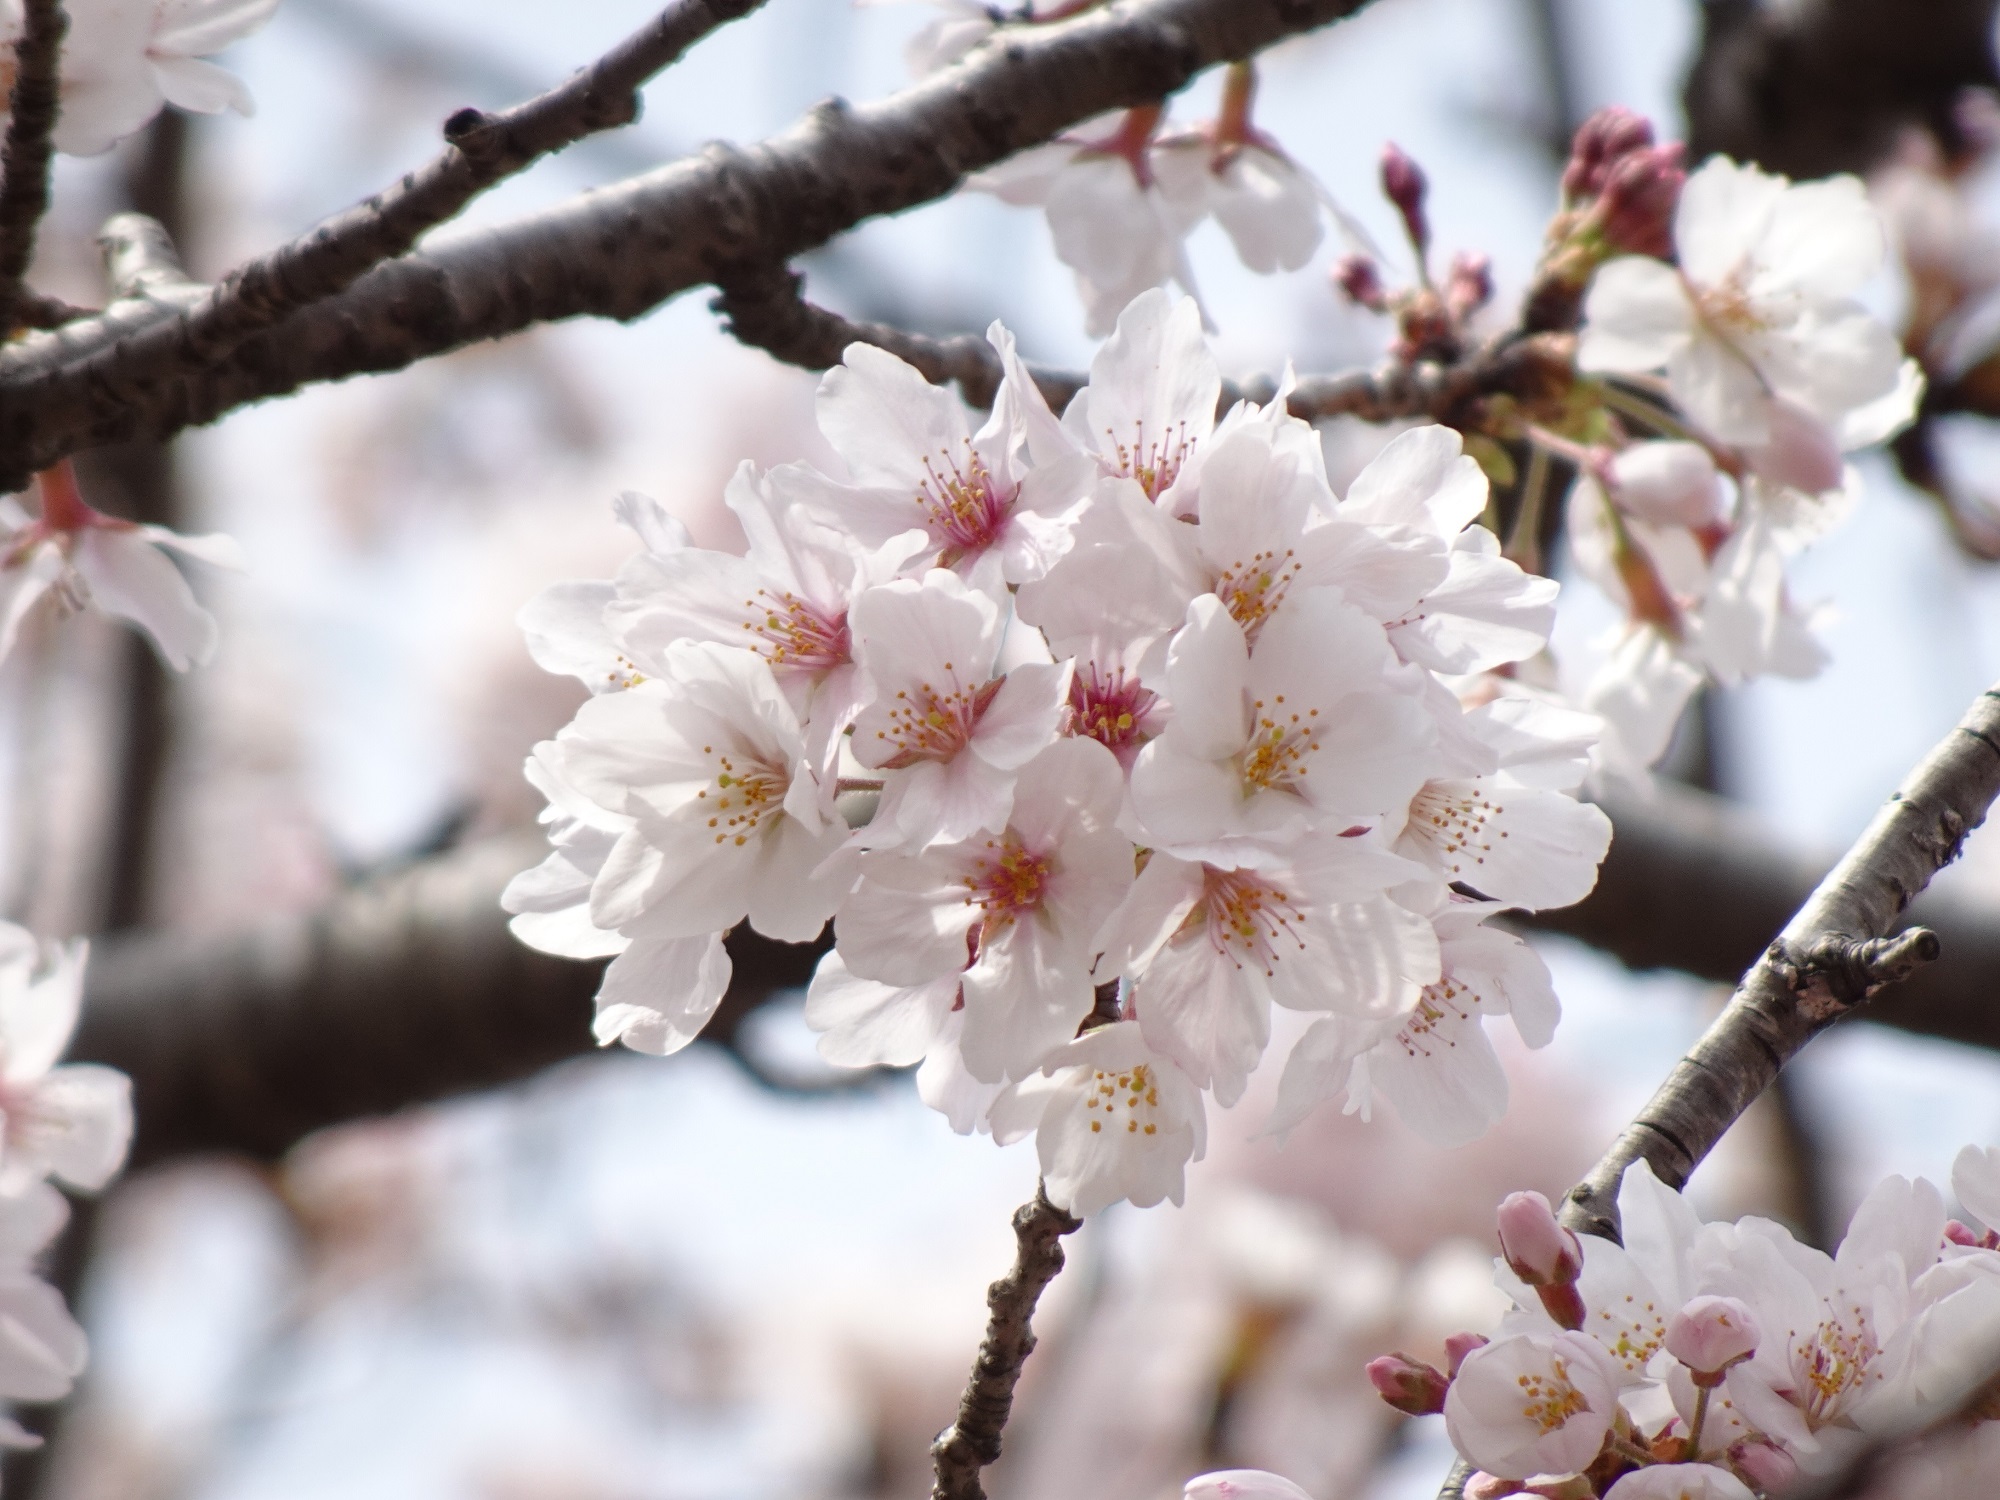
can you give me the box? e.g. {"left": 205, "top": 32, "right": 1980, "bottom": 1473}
{"left": 1530, "top": 107, "right": 1687, "bottom": 331}
{"left": 1333, "top": 144, "right": 1494, "bottom": 363}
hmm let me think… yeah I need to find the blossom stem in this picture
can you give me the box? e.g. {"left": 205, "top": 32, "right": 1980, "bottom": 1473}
{"left": 931, "top": 1185, "right": 1081, "bottom": 1500}
{"left": 1216, "top": 61, "right": 1257, "bottom": 150}
{"left": 1684, "top": 1384, "right": 1712, "bottom": 1459}
{"left": 1505, "top": 437, "right": 1552, "bottom": 575}
{"left": 1610, "top": 1435, "right": 1658, "bottom": 1469}
{"left": 35, "top": 460, "right": 94, "bottom": 532}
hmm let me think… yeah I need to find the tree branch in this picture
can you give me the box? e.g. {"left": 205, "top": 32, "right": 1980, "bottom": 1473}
{"left": 931, "top": 1186, "right": 1080, "bottom": 1500}
{"left": 1556, "top": 684, "right": 2000, "bottom": 1243}
{"left": 0, "top": 0, "right": 1381, "bottom": 490}
{"left": 0, "top": 0, "right": 66, "bottom": 336}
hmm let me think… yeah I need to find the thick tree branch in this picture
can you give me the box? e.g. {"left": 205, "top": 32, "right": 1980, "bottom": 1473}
{"left": 1, "top": 0, "right": 763, "bottom": 449}
{"left": 1556, "top": 684, "right": 2000, "bottom": 1244}
{"left": 0, "top": 0, "right": 66, "bottom": 336}
{"left": 931, "top": 1187, "right": 1080, "bottom": 1500}
{"left": 0, "top": 0, "right": 1379, "bottom": 490}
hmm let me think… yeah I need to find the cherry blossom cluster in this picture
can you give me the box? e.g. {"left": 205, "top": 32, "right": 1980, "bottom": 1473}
{"left": 0, "top": 0, "right": 275, "bottom": 157}
{"left": 1561, "top": 121, "right": 1921, "bottom": 776}
{"left": 0, "top": 924, "right": 134, "bottom": 1443}
{"left": 1357, "top": 1148, "right": 2000, "bottom": 1498}
{"left": 0, "top": 461, "right": 244, "bottom": 670}
{"left": 506, "top": 287, "right": 1612, "bottom": 1216}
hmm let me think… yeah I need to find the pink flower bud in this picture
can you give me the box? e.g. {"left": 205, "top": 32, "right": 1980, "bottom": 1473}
{"left": 1380, "top": 143, "right": 1429, "bottom": 258}
{"left": 1445, "top": 250, "right": 1493, "bottom": 322}
{"left": 1184, "top": 1470, "right": 1315, "bottom": 1500}
{"left": 1462, "top": 1476, "right": 1522, "bottom": 1500}
{"left": 1332, "top": 254, "right": 1386, "bottom": 311}
{"left": 1535, "top": 1281, "right": 1587, "bottom": 1333}
{"left": 1495, "top": 1190, "right": 1582, "bottom": 1287}
{"left": 1562, "top": 106, "right": 1657, "bottom": 201}
{"left": 1747, "top": 398, "right": 1845, "bottom": 495}
{"left": 1665, "top": 1295, "right": 1760, "bottom": 1385}
{"left": 1727, "top": 1436, "right": 1797, "bottom": 1493}
{"left": 1947, "top": 1218, "right": 1982, "bottom": 1247}
{"left": 1444, "top": 1331, "right": 1489, "bottom": 1376}
{"left": 1609, "top": 441, "right": 1724, "bottom": 529}
{"left": 1366, "top": 1352, "right": 1449, "bottom": 1416}
{"left": 1597, "top": 142, "right": 1685, "bottom": 258}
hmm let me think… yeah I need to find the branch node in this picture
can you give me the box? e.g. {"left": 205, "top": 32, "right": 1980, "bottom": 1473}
{"left": 442, "top": 106, "right": 493, "bottom": 145}
{"left": 1771, "top": 928, "right": 1942, "bottom": 1022}
{"left": 96, "top": 213, "right": 203, "bottom": 303}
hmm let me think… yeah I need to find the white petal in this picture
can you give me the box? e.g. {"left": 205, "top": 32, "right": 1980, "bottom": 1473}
{"left": 148, "top": 53, "right": 252, "bottom": 115}
{"left": 71, "top": 528, "right": 218, "bottom": 670}
{"left": 590, "top": 932, "right": 731, "bottom": 1055}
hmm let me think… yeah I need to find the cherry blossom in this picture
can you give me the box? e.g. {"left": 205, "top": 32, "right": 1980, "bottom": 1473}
{"left": 0, "top": 1184, "right": 86, "bottom": 1409}
{"left": 6, "top": 0, "right": 278, "bottom": 158}
{"left": 988, "top": 1019, "right": 1206, "bottom": 1215}
{"left": 848, "top": 568, "right": 1070, "bottom": 848}
{"left": 1183, "top": 1471, "right": 1315, "bottom": 1500}
{"left": 827, "top": 737, "right": 1131, "bottom": 1082}
{"left": 1579, "top": 155, "right": 1921, "bottom": 450}
{"left": 1443, "top": 1328, "right": 1620, "bottom": 1480}
{"left": 1601, "top": 1466, "right": 1755, "bottom": 1500}
{"left": 0, "top": 923, "right": 132, "bottom": 1194}
{"left": 0, "top": 462, "right": 243, "bottom": 670}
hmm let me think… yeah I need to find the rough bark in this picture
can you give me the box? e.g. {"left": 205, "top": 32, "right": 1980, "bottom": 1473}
{"left": 0, "top": 0, "right": 65, "bottom": 336}
{"left": 931, "top": 1188, "right": 1080, "bottom": 1500}
{"left": 0, "top": 0, "right": 1378, "bottom": 489}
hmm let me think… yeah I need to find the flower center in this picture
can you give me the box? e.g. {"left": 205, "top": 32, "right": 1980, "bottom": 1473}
{"left": 919, "top": 448, "right": 1013, "bottom": 565}
{"left": 693, "top": 745, "right": 786, "bottom": 847}
{"left": 1080, "top": 1063, "right": 1163, "bottom": 1136}
{"left": 743, "top": 589, "right": 849, "bottom": 675}
{"left": 1517, "top": 1355, "right": 1593, "bottom": 1435}
{"left": 1187, "top": 866, "right": 1305, "bottom": 976}
{"left": 1395, "top": 977, "right": 1471, "bottom": 1059}
{"left": 1067, "top": 663, "right": 1157, "bottom": 755}
{"left": 1407, "top": 781, "right": 1505, "bottom": 885}
{"left": 872, "top": 672, "right": 1001, "bottom": 768}
{"left": 1108, "top": 421, "right": 1194, "bottom": 502}
{"left": 1793, "top": 1307, "right": 1881, "bottom": 1426}
{"left": 602, "top": 651, "right": 647, "bottom": 691}
{"left": 963, "top": 836, "right": 1053, "bottom": 942}
{"left": 1213, "top": 547, "right": 1301, "bottom": 640}
{"left": 1238, "top": 694, "right": 1321, "bottom": 794}
{"left": 1693, "top": 270, "right": 1767, "bottom": 338}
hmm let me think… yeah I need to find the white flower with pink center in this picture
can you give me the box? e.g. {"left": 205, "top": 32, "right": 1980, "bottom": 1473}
{"left": 849, "top": 568, "right": 1071, "bottom": 848}
{"left": 830, "top": 738, "right": 1132, "bottom": 1083}
{"left": 1270, "top": 896, "right": 1559, "bottom": 1147}
{"left": 1095, "top": 842, "right": 1438, "bottom": 1106}
{"left": 1443, "top": 1329, "right": 1620, "bottom": 1480}
{"left": 0, "top": 462, "right": 243, "bottom": 670}
{"left": 788, "top": 335, "right": 1097, "bottom": 590}
{"left": 1128, "top": 589, "right": 1438, "bottom": 864}
{"left": 1578, "top": 155, "right": 1919, "bottom": 449}
{"left": 988, "top": 1019, "right": 1206, "bottom": 1214}
{"left": 0, "top": 925, "right": 131, "bottom": 1195}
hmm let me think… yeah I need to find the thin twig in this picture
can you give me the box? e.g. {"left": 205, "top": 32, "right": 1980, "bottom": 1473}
{"left": 932, "top": 1186, "right": 1081, "bottom": 1500}
{"left": 0, "top": 0, "right": 67, "bottom": 335}
{"left": 5, "top": 0, "right": 762, "bottom": 419}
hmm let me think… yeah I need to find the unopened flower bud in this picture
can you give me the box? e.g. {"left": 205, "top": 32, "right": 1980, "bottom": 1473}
{"left": 1727, "top": 1436, "right": 1797, "bottom": 1493}
{"left": 1535, "top": 1282, "right": 1587, "bottom": 1332}
{"left": 1597, "top": 142, "right": 1685, "bottom": 259}
{"left": 1444, "top": 1331, "right": 1489, "bottom": 1376}
{"left": 1445, "top": 250, "right": 1493, "bottom": 322}
{"left": 1665, "top": 1295, "right": 1760, "bottom": 1386}
{"left": 1366, "top": 1352, "right": 1449, "bottom": 1416}
{"left": 1380, "top": 142, "right": 1430, "bottom": 259}
{"left": 1184, "top": 1470, "right": 1315, "bottom": 1500}
{"left": 1748, "top": 398, "right": 1845, "bottom": 496}
{"left": 1462, "top": 1476, "right": 1523, "bottom": 1500}
{"left": 1496, "top": 1190, "right": 1583, "bottom": 1287}
{"left": 1332, "top": 254, "right": 1387, "bottom": 311}
{"left": 1609, "top": 441, "right": 1724, "bottom": 529}
{"left": 1561, "top": 106, "right": 1656, "bottom": 202}
{"left": 1947, "top": 1218, "right": 1982, "bottom": 1247}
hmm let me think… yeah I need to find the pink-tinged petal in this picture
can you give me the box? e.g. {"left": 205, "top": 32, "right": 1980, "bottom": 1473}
{"left": 591, "top": 932, "right": 732, "bottom": 1055}
{"left": 1274, "top": 895, "right": 1440, "bottom": 1019}
{"left": 1067, "top": 287, "right": 1219, "bottom": 467}
{"left": 1265, "top": 1015, "right": 1377, "bottom": 1141}
{"left": 1341, "top": 424, "right": 1489, "bottom": 536}
{"left": 71, "top": 529, "right": 218, "bottom": 670}
{"left": 1135, "top": 932, "right": 1268, "bottom": 1106}
{"left": 0, "top": 940, "right": 83, "bottom": 1083}
{"left": 1954, "top": 1145, "right": 2000, "bottom": 1235}
{"left": 986, "top": 320, "right": 1077, "bottom": 467}
{"left": 960, "top": 920, "right": 1095, "bottom": 1083}
{"left": 818, "top": 343, "right": 971, "bottom": 489}
{"left": 971, "top": 659, "right": 1071, "bottom": 770}
{"left": 1752, "top": 174, "right": 1883, "bottom": 302}
{"left": 1162, "top": 595, "right": 1250, "bottom": 759}
{"left": 1390, "top": 529, "right": 1558, "bottom": 675}
{"left": 149, "top": 0, "right": 277, "bottom": 55}
{"left": 1666, "top": 333, "right": 1770, "bottom": 446}
{"left": 0, "top": 545, "right": 62, "bottom": 663}
{"left": 1398, "top": 780, "right": 1612, "bottom": 911}
{"left": 0, "top": 1186, "right": 67, "bottom": 1263}
{"left": 1674, "top": 157, "right": 1784, "bottom": 285}
{"left": 520, "top": 580, "right": 623, "bottom": 689}
{"left": 743, "top": 815, "right": 849, "bottom": 943}
{"left": 1578, "top": 256, "right": 1695, "bottom": 374}
{"left": 0, "top": 1275, "right": 86, "bottom": 1399}
{"left": 1184, "top": 1471, "right": 1315, "bottom": 1500}
{"left": 611, "top": 489, "right": 692, "bottom": 555}
{"left": 805, "top": 952, "right": 956, "bottom": 1068}
{"left": 874, "top": 751, "right": 1018, "bottom": 848}
{"left": 587, "top": 825, "right": 668, "bottom": 932}
{"left": 1371, "top": 999, "right": 1509, "bottom": 1148}
{"left": 1004, "top": 737, "right": 1124, "bottom": 850}
{"left": 508, "top": 902, "right": 628, "bottom": 961}
{"left": 1127, "top": 740, "right": 1256, "bottom": 851}
{"left": 1094, "top": 851, "right": 1204, "bottom": 977}
{"left": 135, "top": 525, "right": 244, "bottom": 569}
{"left": 835, "top": 852, "right": 979, "bottom": 986}
{"left": 17, "top": 1065, "right": 132, "bottom": 1191}
{"left": 148, "top": 53, "right": 251, "bottom": 114}
{"left": 1211, "top": 147, "right": 1324, "bottom": 273}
